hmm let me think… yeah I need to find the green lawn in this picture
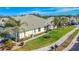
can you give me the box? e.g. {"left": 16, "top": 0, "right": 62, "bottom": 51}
{"left": 56, "top": 29, "right": 79, "bottom": 51}
{"left": 15, "top": 26, "right": 76, "bottom": 51}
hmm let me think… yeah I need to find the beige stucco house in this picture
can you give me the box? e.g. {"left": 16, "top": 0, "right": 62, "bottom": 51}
{"left": 14, "top": 15, "right": 54, "bottom": 39}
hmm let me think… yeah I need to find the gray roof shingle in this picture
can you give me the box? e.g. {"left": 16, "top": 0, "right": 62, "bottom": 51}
{"left": 14, "top": 15, "right": 53, "bottom": 32}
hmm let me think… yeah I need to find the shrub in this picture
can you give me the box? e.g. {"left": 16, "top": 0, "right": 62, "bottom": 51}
{"left": 19, "top": 42, "right": 24, "bottom": 46}
{"left": 0, "top": 32, "right": 8, "bottom": 37}
{"left": 50, "top": 46, "right": 54, "bottom": 49}
{"left": 3, "top": 39, "right": 13, "bottom": 50}
{"left": 43, "top": 34, "right": 51, "bottom": 39}
{"left": 5, "top": 20, "right": 17, "bottom": 27}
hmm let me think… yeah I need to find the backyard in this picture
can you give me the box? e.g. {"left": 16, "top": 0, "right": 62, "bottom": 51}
{"left": 15, "top": 25, "right": 76, "bottom": 51}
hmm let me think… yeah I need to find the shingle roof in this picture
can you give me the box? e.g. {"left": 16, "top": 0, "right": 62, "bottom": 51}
{"left": 14, "top": 15, "right": 53, "bottom": 32}
{"left": 0, "top": 28, "right": 3, "bottom": 32}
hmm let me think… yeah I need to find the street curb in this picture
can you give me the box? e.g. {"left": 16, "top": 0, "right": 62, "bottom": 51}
{"left": 63, "top": 33, "right": 79, "bottom": 51}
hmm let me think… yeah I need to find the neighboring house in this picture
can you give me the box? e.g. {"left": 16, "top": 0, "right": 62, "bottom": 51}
{"left": 62, "top": 16, "right": 78, "bottom": 25}
{"left": 0, "top": 18, "right": 16, "bottom": 40}
{"left": 69, "top": 16, "right": 79, "bottom": 25}
{"left": 0, "top": 18, "right": 6, "bottom": 35}
{"left": 14, "top": 15, "right": 54, "bottom": 39}
{"left": 0, "top": 18, "right": 5, "bottom": 28}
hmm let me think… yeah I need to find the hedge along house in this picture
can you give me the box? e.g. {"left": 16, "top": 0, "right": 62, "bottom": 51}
{"left": 14, "top": 15, "right": 54, "bottom": 39}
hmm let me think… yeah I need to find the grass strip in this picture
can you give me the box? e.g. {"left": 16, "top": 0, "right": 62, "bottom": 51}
{"left": 55, "top": 29, "right": 79, "bottom": 51}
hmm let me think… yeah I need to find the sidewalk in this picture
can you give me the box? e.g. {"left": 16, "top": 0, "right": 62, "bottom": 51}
{"left": 33, "top": 28, "right": 78, "bottom": 51}
{"left": 23, "top": 33, "right": 46, "bottom": 43}
{"left": 12, "top": 33, "right": 46, "bottom": 50}
{"left": 63, "top": 33, "right": 79, "bottom": 51}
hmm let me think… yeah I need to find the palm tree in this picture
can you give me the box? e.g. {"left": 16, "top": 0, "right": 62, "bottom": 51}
{"left": 14, "top": 20, "right": 21, "bottom": 42}
{"left": 22, "top": 28, "right": 26, "bottom": 38}
{"left": 14, "top": 26, "right": 19, "bottom": 42}
{"left": 53, "top": 16, "right": 69, "bottom": 28}
{"left": 53, "top": 17, "right": 61, "bottom": 28}
{"left": 60, "top": 17, "right": 68, "bottom": 26}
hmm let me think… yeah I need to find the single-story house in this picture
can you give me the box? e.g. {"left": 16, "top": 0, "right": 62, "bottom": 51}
{"left": 14, "top": 15, "right": 54, "bottom": 39}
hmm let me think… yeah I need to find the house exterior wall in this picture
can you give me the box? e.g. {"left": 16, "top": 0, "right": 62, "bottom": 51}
{"left": 19, "top": 32, "right": 25, "bottom": 39}
{"left": 49, "top": 24, "right": 54, "bottom": 29}
{"left": 19, "top": 27, "right": 45, "bottom": 39}
{"left": 19, "top": 24, "right": 54, "bottom": 39}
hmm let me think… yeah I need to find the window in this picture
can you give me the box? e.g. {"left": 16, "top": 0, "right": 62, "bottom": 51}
{"left": 44, "top": 26, "right": 47, "bottom": 30}
{"left": 38, "top": 27, "right": 41, "bottom": 32}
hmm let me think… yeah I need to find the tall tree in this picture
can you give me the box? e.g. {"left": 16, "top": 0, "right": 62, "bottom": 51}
{"left": 14, "top": 26, "right": 20, "bottom": 42}
{"left": 53, "top": 17, "right": 61, "bottom": 28}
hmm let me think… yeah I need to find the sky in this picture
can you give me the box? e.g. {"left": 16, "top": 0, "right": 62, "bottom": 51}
{"left": 0, "top": 7, "right": 79, "bottom": 16}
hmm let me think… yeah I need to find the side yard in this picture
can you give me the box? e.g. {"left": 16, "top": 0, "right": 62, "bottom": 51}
{"left": 15, "top": 26, "right": 76, "bottom": 51}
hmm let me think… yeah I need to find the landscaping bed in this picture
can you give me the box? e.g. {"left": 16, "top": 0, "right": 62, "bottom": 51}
{"left": 15, "top": 26, "right": 76, "bottom": 51}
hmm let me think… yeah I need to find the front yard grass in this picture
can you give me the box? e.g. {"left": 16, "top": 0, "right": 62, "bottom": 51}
{"left": 15, "top": 26, "right": 76, "bottom": 51}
